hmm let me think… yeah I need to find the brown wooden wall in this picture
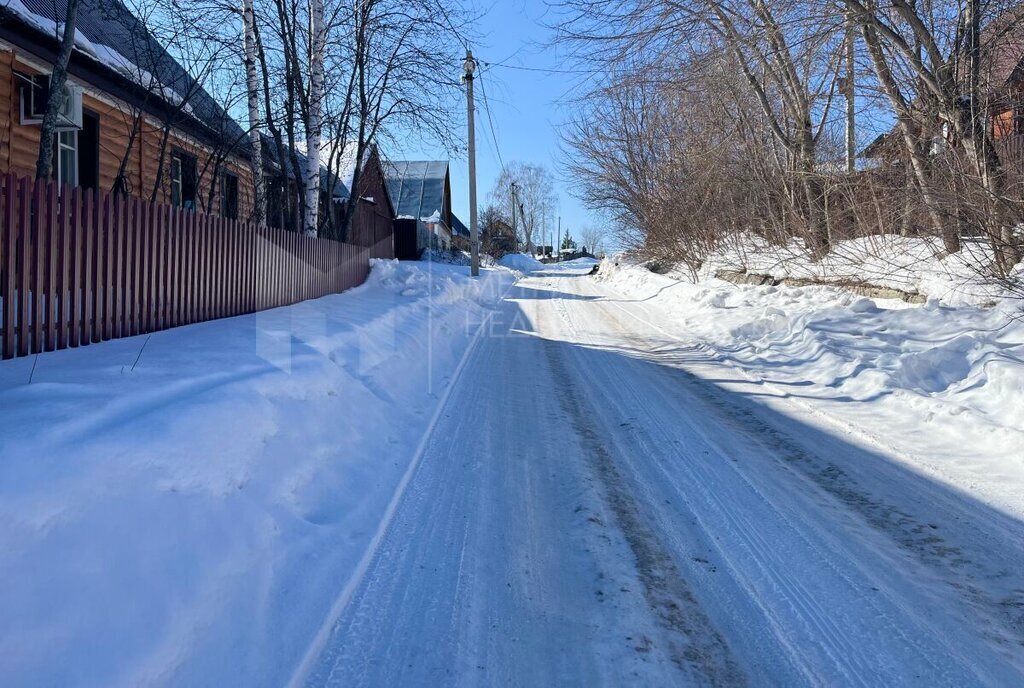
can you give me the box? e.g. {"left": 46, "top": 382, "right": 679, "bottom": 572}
{"left": 347, "top": 149, "right": 395, "bottom": 253}
{"left": 0, "top": 48, "right": 255, "bottom": 219}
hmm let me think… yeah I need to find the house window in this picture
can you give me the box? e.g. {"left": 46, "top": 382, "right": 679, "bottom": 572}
{"left": 56, "top": 130, "right": 78, "bottom": 187}
{"left": 221, "top": 172, "right": 239, "bottom": 220}
{"left": 170, "top": 150, "right": 197, "bottom": 210}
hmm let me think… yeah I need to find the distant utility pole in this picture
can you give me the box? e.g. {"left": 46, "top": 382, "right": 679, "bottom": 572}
{"left": 463, "top": 50, "right": 479, "bottom": 276}
{"left": 510, "top": 181, "right": 519, "bottom": 253}
{"left": 557, "top": 216, "right": 561, "bottom": 263}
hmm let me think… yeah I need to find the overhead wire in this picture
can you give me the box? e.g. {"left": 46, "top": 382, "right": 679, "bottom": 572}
{"left": 475, "top": 64, "right": 507, "bottom": 177}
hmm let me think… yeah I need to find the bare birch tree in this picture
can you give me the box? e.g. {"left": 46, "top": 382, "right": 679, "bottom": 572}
{"left": 242, "top": 0, "right": 266, "bottom": 224}
{"left": 303, "top": 0, "right": 325, "bottom": 236}
{"left": 35, "top": 0, "right": 81, "bottom": 180}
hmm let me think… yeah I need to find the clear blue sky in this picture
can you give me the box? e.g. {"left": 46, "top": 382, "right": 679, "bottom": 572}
{"left": 395, "top": 0, "right": 598, "bottom": 244}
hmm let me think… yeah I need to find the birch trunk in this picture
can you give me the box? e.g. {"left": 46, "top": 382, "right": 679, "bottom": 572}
{"left": 304, "top": 0, "right": 325, "bottom": 237}
{"left": 242, "top": 0, "right": 266, "bottom": 225}
{"left": 36, "top": 0, "right": 81, "bottom": 180}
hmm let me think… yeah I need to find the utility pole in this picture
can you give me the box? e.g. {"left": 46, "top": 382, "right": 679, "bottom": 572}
{"left": 557, "top": 216, "right": 561, "bottom": 263}
{"left": 510, "top": 181, "right": 519, "bottom": 253}
{"left": 844, "top": 14, "right": 855, "bottom": 173}
{"left": 463, "top": 50, "right": 479, "bottom": 276}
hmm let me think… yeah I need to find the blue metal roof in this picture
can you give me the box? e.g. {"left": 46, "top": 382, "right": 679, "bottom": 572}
{"left": 384, "top": 161, "right": 449, "bottom": 222}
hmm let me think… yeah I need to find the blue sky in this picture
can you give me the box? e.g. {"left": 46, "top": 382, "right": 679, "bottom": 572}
{"left": 397, "top": 0, "right": 598, "bottom": 245}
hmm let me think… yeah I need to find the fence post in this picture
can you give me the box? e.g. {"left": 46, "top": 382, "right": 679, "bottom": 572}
{"left": 2, "top": 175, "right": 15, "bottom": 359}
{"left": 82, "top": 188, "right": 94, "bottom": 345}
{"left": 67, "top": 186, "right": 80, "bottom": 348}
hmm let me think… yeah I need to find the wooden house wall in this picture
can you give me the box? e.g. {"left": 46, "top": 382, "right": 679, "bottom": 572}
{"left": 0, "top": 47, "right": 255, "bottom": 219}
{"left": 992, "top": 108, "right": 1015, "bottom": 139}
{"left": 347, "top": 150, "right": 394, "bottom": 249}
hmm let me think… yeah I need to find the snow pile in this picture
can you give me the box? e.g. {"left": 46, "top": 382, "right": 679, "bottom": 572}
{"left": 704, "top": 233, "right": 1018, "bottom": 306}
{"left": 557, "top": 257, "right": 600, "bottom": 267}
{"left": 0, "top": 261, "right": 513, "bottom": 686}
{"left": 595, "top": 258, "right": 1024, "bottom": 515}
{"left": 498, "top": 253, "right": 545, "bottom": 275}
{"left": 419, "top": 249, "right": 494, "bottom": 268}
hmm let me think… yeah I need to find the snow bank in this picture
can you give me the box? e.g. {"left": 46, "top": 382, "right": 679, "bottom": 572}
{"left": 595, "top": 258, "right": 1024, "bottom": 517}
{"left": 0, "top": 261, "right": 513, "bottom": 686}
{"left": 420, "top": 248, "right": 495, "bottom": 268}
{"left": 558, "top": 257, "right": 600, "bottom": 267}
{"left": 498, "top": 253, "right": 545, "bottom": 274}
{"left": 704, "top": 233, "right": 1019, "bottom": 306}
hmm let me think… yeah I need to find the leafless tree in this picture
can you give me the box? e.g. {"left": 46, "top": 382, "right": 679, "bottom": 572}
{"left": 35, "top": 0, "right": 82, "bottom": 180}
{"left": 488, "top": 162, "right": 558, "bottom": 253}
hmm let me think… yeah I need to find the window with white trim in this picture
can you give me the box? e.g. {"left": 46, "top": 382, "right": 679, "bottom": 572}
{"left": 170, "top": 150, "right": 197, "bottom": 210}
{"left": 56, "top": 130, "right": 78, "bottom": 187}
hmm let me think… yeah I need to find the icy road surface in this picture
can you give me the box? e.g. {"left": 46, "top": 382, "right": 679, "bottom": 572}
{"left": 298, "top": 264, "right": 1024, "bottom": 687}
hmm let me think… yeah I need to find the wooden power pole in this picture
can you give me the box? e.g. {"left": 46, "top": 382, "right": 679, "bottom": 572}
{"left": 463, "top": 50, "right": 479, "bottom": 276}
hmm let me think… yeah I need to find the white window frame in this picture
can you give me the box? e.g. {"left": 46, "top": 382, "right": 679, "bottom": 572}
{"left": 56, "top": 129, "right": 78, "bottom": 188}
{"left": 170, "top": 155, "right": 183, "bottom": 207}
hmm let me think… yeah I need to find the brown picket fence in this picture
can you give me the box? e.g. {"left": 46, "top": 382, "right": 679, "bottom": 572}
{"left": 0, "top": 173, "right": 393, "bottom": 360}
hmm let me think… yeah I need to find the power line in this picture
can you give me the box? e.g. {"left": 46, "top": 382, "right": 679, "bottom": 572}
{"left": 479, "top": 60, "right": 616, "bottom": 77}
{"left": 476, "top": 67, "right": 506, "bottom": 176}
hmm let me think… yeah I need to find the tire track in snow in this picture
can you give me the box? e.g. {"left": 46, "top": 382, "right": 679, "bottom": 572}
{"left": 287, "top": 281, "right": 515, "bottom": 688}
{"left": 543, "top": 296, "right": 747, "bottom": 686}
{"left": 550, "top": 270, "right": 1024, "bottom": 679}
{"left": 587, "top": 276, "right": 1024, "bottom": 655}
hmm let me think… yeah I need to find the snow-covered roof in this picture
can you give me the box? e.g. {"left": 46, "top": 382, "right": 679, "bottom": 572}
{"left": 320, "top": 141, "right": 373, "bottom": 200}
{"left": 1, "top": 0, "right": 245, "bottom": 143}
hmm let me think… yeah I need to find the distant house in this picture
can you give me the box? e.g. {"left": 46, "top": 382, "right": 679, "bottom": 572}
{"left": 482, "top": 216, "right": 517, "bottom": 257}
{"left": 0, "top": 0, "right": 256, "bottom": 217}
{"left": 861, "top": 6, "right": 1024, "bottom": 180}
{"left": 262, "top": 141, "right": 347, "bottom": 232}
{"left": 451, "top": 214, "right": 470, "bottom": 251}
{"left": 325, "top": 142, "right": 394, "bottom": 252}
{"left": 384, "top": 160, "right": 454, "bottom": 255}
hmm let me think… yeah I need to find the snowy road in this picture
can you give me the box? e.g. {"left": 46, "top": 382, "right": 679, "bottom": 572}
{"left": 299, "top": 265, "right": 1024, "bottom": 687}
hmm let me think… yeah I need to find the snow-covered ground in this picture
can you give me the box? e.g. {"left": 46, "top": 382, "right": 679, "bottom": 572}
{"left": 597, "top": 258, "right": 1024, "bottom": 518}
{"left": 705, "top": 233, "right": 1023, "bottom": 305}
{"left": 2, "top": 254, "right": 1022, "bottom": 686}
{"left": 497, "top": 252, "right": 546, "bottom": 273}
{"left": 0, "top": 260, "right": 514, "bottom": 686}
{"left": 301, "top": 261, "right": 1024, "bottom": 685}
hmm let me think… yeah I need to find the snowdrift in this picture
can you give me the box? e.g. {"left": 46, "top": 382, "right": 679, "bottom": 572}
{"left": 596, "top": 258, "right": 1024, "bottom": 517}
{"left": 498, "top": 253, "right": 546, "bottom": 274}
{"left": 704, "top": 233, "right": 1022, "bottom": 306}
{"left": 0, "top": 260, "right": 513, "bottom": 686}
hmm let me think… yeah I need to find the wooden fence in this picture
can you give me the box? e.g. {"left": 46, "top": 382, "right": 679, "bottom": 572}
{"left": 0, "top": 173, "right": 394, "bottom": 360}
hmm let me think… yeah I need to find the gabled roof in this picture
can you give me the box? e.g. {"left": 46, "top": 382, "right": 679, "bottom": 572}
{"left": 451, "top": 214, "right": 469, "bottom": 238}
{"left": 982, "top": 4, "right": 1024, "bottom": 89}
{"left": 384, "top": 160, "right": 449, "bottom": 224}
{"left": 2, "top": 0, "right": 245, "bottom": 144}
{"left": 331, "top": 141, "right": 366, "bottom": 195}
